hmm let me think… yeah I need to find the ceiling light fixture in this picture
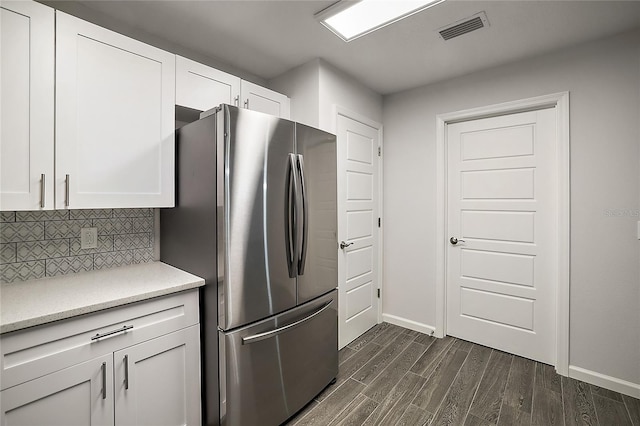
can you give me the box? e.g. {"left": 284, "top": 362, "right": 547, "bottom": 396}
{"left": 316, "top": 0, "right": 446, "bottom": 42}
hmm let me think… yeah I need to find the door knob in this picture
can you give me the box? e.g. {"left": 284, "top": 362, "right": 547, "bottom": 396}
{"left": 340, "top": 241, "right": 353, "bottom": 249}
{"left": 450, "top": 237, "right": 465, "bottom": 245}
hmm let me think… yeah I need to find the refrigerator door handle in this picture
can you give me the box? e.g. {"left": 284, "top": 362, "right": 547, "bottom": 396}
{"left": 241, "top": 299, "right": 334, "bottom": 345}
{"left": 286, "top": 153, "right": 299, "bottom": 278}
{"left": 297, "top": 154, "right": 309, "bottom": 275}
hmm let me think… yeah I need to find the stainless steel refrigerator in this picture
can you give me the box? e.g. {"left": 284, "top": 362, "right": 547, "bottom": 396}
{"left": 161, "top": 105, "right": 338, "bottom": 426}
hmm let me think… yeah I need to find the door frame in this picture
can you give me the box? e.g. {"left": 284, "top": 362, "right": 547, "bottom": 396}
{"left": 435, "top": 92, "right": 570, "bottom": 375}
{"left": 334, "top": 105, "right": 384, "bottom": 326}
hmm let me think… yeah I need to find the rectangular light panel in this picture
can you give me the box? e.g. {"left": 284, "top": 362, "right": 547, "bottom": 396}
{"left": 317, "top": 0, "right": 445, "bottom": 42}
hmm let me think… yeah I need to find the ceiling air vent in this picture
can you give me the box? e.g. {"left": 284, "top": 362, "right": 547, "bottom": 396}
{"left": 438, "top": 12, "right": 489, "bottom": 41}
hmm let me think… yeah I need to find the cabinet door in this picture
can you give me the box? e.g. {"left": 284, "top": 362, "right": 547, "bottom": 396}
{"left": 0, "top": 1, "right": 54, "bottom": 211}
{"left": 176, "top": 56, "right": 240, "bottom": 112}
{"left": 55, "top": 11, "right": 176, "bottom": 209}
{"left": 114, "top": 325, "right": 201, "bottom": 426}
{"left": 241, "top": 80, "right": 291, "bottom": 119}
{"left": 0, "top": 354, "right": 113, "bottom": 426}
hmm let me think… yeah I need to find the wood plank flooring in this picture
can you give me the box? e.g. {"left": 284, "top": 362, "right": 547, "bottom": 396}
{"left": 284, "top": 323, "right": 640, "bottom": 426}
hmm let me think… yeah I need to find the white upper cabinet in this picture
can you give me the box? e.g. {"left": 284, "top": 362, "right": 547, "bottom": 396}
{"left": 0, "top": 1, "right": 55, "bottom": 211}
{"left": 55, "top": 12, "right": 176, "bottom": 209}
{"left": 176, "top": 57, "right": 290, "bottom": 119}
{"left": 176, "top": 56, "right": 240, "bottom": 111}
{"left": 1, "top": 1, "right": 289, "bottom": 212}
{"left": 241, "top": 80, "right": 291, "bottom": 119}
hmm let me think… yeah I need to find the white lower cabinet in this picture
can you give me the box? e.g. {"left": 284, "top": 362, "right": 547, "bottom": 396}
{"left": 114, "top": 326, "right": 201, "bottom": 426}
{"left": 0, "top": 291, "right": 201, "bottom": 426}
{"left": 1, "top": 354, "right": 114, "bottom": 426}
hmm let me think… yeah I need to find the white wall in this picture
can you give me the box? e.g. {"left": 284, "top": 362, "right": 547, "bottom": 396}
{"left": 383, "top": 29, "right": 640, "bottom": 388}
{"left": 270, "top": 59, "right": 383, "bottom": 133}
{"left": 269, "top": 59, "right": 320, "bottom": 128}
{"left": 317, "top": 60, "right": 383, "bottom": 133}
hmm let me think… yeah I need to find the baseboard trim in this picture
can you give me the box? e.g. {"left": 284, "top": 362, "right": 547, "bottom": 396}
{"left": 568, "top": 366, "right": 640, "bottom": 399}
{"left": 382, "top": 314, "right": 436, "bottom": 336}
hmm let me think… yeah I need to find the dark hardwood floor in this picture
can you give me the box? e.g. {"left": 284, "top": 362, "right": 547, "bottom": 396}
{"left": 284, "top": 323, "right": 640, "bottom": 426}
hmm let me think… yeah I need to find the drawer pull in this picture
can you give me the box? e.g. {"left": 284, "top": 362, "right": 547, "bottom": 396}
{"left": 91, "top": 325, "right": 133, "bottom": 341}
{"left": 242, "top": 300, "right": 333, "bottom": 345}
{"left": 101, "top": 362, "right": 107, "bottom": 400}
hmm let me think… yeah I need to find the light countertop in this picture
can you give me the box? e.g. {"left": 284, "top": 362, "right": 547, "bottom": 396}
{"left": 0, "top": 262, "right": 205, "bottom": 334}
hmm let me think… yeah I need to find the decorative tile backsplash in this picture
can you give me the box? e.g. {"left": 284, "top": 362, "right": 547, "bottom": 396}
{"left": 0, "top": 209, "right": 156, "bottom": 283}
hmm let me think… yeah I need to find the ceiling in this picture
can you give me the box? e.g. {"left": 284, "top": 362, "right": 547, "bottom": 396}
{"left": 61, "top": 0, "right": 640, "bottom": 95}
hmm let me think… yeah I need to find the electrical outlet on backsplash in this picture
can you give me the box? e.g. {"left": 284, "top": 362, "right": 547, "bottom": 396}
{"left": 0, "top": 209, "right": 157, "bottom": 283}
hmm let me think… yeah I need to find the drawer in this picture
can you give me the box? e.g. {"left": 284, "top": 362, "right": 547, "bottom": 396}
{"left": 219, "top": 290, "right": 337, "bottom": 426}
{"left": 1, "top": 289, "right": 199, "bottom": 391}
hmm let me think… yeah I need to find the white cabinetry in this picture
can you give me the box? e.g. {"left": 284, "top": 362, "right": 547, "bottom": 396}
{"left": 55, "top": 12, "right": 176, "bottom": 209}
{"left": 0, "top": 1, "right": 54, "bottom": 211}
{"left": 241, "top": 79, "right": 291, "bottom": 119}
{"left": 1, "top": 354, "right": 114, "bottom": 426}
{"left": 176, "top": 56, "right": 240, "bottom": 111}
{"left": 175, "top": 57, "right": 290, "bottom": 119}
{"left": 114, "top": 326, "right": 201, "bottom": 425}
{"left": 0, "top": 291, "right": 201, "bottom": 426}
{"left": 0, "top": 5, "right": 176, "bottom": 211}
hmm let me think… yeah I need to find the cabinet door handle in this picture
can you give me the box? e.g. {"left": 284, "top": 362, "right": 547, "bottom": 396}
{"left": 234, "top": 95, "right": 239, "bottom": 106}
{"left": 101, "top": 362, "right": 107, "bottom": 400}
{"left": 40, "top": 174, "right": 45, "bottom": 208}
{"left": 124, "top": 355, "right": 129, "bottom": 390}
{"left": 65, "top": 174, "right": 70, "bottom": 207}
{"left": 244, "top": 99, "right": 249, "bottom": 109}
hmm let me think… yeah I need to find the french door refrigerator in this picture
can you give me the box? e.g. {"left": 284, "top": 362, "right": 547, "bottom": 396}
{"left": 161, "top": 105, "right": 338, "bottom": 426}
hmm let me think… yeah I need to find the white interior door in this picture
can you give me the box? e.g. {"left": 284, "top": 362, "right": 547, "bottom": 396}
{"left": 337, "top": 113, "right": 380, "bottom": 349}
{"left": 446, "top": 108, "right": 557, "bottom": 364}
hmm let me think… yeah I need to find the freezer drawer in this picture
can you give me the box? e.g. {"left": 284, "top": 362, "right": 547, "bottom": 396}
{"left": 219, "top": 290, "right": 337, "bottom": 426}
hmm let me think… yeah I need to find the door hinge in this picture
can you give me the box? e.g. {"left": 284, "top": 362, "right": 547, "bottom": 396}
{"left": 377, "top": 288, "right": 381, "bottom": 298}
{"left": 378, "top": 217, "right": 381, "bottom": 228}
{"left": 378, "top": 147, "right": 381, "bottom": 157}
